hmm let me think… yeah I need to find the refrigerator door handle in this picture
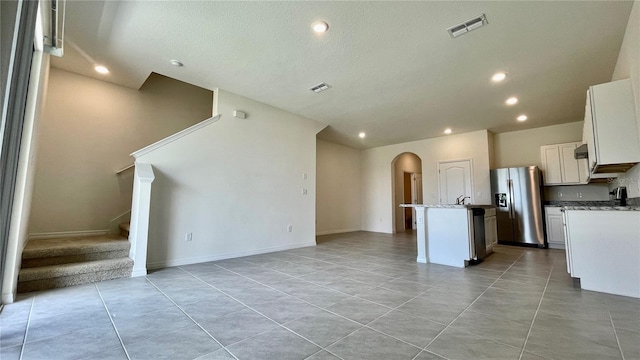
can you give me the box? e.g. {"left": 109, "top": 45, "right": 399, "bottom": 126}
{"left": 507, "top": 179, "right": 514, "bottom": 219}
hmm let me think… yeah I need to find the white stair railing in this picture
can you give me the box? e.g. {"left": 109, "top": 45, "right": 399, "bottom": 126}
{"left": 129, "top": 162, "right": 155, "bottom": 277}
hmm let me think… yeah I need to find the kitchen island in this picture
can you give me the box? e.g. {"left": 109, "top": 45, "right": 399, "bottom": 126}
{"left": 401, "top": 204, "right": 496, "bottom": 267}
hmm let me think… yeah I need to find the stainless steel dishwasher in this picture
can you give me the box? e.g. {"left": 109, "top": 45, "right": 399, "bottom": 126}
{"left": 469, "top": 207, "right": 486, "bottom": 264}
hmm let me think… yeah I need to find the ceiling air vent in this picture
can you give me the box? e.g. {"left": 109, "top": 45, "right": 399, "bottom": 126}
{"left": 447, "top": 14, "right": 488, "bottom": 38}
{"left": 309, "top": 82, "right": 332, "bottom": 93}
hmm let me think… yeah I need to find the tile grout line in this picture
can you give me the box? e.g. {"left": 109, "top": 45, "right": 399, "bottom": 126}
{"left": 605, "top": 298, "right": 627, "bottom": 360}
{"left": 205, "top": 259, "right": 457, "bottom": 357}
{"left": 17, "top": 296, "right": 35, "bottom": 360}
{"left": 142, "top": 277, "right": 237, "bottom": 360}
{"left": 196, "top": 242, "right": 507, "bottom": 336}
{"left": 239, "top": 248, "right": 428, "bottom": 286}
{"left": 153, "top": 242, "right": 549, "bottom": 360}
{"left": 517, "top": 262, "right": 554, "bottom": 360}
{"left": 177, "top": 261, "right": 436, "bottom": 359}
{"left": 146, "top": 244, "right": 553, "bottom": 360}
{"left": 412, "top": 250, "right": 528, "bottom": 360}
{"left": 94, "top": 283, "right": 132, "bottom": 360}
{"left": 174, "top": 265, "right": 349, "bottom": 359}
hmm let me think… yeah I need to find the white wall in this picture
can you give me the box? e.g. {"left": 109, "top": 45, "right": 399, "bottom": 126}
{"left": 136, "top": 89, "right": 326, "bottom": 268}
{"left": 29, "top": 70, "right": 212, "bottom": 235}
{"left": 361, "top": 130, "right": 491, "bottom": 233}
{"left": 392, "top": 153, "right": 421, "bottom": 232}
{"left": 493, "top": 122, "right": 583, "bottom": 169}
{"left": 316, "top": 140, "right": 361, "bottom": 235}
{"left": 611, "top": 1, "right": 640, "bottom": 198}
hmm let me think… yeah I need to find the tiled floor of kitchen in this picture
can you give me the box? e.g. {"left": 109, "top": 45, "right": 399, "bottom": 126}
{"left": 1, "top": 231, "right": 638, "bottom": 360}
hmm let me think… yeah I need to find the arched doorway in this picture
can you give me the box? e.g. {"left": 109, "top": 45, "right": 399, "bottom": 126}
{"left": 391, "top": 153, "right": 423, "bottom": 233}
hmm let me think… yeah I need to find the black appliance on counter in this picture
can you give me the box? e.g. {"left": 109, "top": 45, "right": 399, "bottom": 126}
{"left": 611, "top": 186, "right": 628, "bottom": 206}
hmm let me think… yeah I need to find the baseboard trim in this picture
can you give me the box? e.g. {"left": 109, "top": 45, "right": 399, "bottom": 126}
{"left": 28, "top": 229, "right": 111, "bottom": 240}
{"left": 147, "top": 241, "right": 317, "bottom": 270}
{"left": 2, "top": 292, "right": 15, "bottom": 304}
{"left": 315, "top": 228, "right": 361, "bottom": 236}
{"left": 131, "top": 269, "right": 148, "bottom": 277}
{"left": 548, "top": 243, "right": 566, "bottom": 250}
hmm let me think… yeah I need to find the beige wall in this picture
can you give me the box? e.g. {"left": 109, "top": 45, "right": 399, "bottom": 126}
{"left": 493, "top": 122, "right": 583, "bottom": 169}
{"left": 29, "top": 69, "right": 213, "bottom": 235}
{"left": 361, "top": 130, "right": 491, "bottom": 233}
{"left": 136, "top": 89, "right": 325, "bottom": 268}
{"left": 611, "top": 1, "right": 640, "bottom": 198}
{"left": 316, "top": 140, "right": 361, "bottom": 235}
{"left": 392, "top": 153, "right": 421, "bottom": 232}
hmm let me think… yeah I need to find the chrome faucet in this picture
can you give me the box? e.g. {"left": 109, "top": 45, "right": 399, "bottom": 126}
{"left": 455, "top": 195, "right": 471, "bottom": 205}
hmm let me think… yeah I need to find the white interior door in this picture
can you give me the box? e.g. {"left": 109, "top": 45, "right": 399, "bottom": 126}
{"left": 411, "top": 173, "right": 423, "bottom": 229}
{"left": 438, "top": 160, "right": 473, "bottom": 204}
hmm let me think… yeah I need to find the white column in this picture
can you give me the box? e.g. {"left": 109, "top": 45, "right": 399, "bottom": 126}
{"left": 129, "top": 162, "right": 155, "bottom": 277}
{"left": 415, "top": 206, "right": 428, "bottom": 263}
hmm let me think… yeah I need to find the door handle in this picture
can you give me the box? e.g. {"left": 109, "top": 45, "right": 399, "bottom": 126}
{"left": 507, "top": 179, "right": 514, "bottom": 219}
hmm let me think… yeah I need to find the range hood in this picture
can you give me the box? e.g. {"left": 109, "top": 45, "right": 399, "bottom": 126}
{"left": 574, "top": 143, "right": 633, "bottom": 175}
{"left": 573, "top": 143, "right": 620, "bottom": 183}
{"left": 574, "top": 144, "right": 588, "bottom": 159}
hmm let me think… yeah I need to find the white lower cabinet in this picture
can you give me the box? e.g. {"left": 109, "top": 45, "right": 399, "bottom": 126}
{"left": 484, "top": 208, "right": 497, "bottom": 253}
{"left": 544, "top": 206, "right": 565, "bottom": 249}
{"left": 564, "top": 210, "right": 640, "bottom": 298}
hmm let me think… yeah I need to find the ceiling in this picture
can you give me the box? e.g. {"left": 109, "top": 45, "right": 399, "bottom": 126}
{"left": 51, "top": 1, "right": 634, "bottom": 149}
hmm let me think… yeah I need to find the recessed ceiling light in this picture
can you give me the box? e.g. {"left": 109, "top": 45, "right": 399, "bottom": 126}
{"left": 312, "top": 21, "right": 329, "bottom": 33}
{"left": 444, "top": 128, "right": 452, "bottom": 135}
{"left": 517, "top": 115, "right": 528, "bottom": 122}
{"left": 491, "top": 72, "right": 507, "bottom": 82}
{"left": 358, "top": 132, "right": 366, "bottom": 139}
{"left": 169, "top": 60, "right": 184, "bottom": 67}
{"left": 505, "top": 96, "right": 519, "bottom": 105}
{"left": 94, "top": 65, "right": 109, "bottom": 74}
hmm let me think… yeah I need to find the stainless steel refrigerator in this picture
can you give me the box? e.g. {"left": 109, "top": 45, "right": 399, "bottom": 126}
{"left": 490, "top": 166, "right": 546, "bottom": 247}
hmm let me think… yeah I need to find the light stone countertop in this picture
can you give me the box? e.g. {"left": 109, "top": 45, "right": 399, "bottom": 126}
{"left": 400, "top": 204, "right": 495, "bottom": 209}
{"left": 562, "top": 206, "right": 640, "bottom": 211}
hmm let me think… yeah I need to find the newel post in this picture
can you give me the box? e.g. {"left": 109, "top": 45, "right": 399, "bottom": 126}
{"left": 129, "top": 162, "right": 155, "bottom": 277}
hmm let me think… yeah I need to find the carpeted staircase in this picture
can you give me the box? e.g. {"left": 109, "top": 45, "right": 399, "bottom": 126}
{"left": 18, "top": 233, "right": 133, "bottom": 293}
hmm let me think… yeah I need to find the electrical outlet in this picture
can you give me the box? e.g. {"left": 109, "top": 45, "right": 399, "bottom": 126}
{"left": 303, "top": 173, "right": 307, "bottom": 180}
{"left": 287, "top": 225, "right": 293, "bottom": 232}
{"left": 302, "top": 188, "right": 308, "bottom": 195}
{"left": 577, "top": 192, "right": 583, "bottom": 198}
{"left": 185, "top": 232, "right": 193, "bottom": 241}
{"left": 558, "top": 192, "right": 563, "bottom": 198}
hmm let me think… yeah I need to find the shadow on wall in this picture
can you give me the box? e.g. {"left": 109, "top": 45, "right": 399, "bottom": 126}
{"left": 391, "top": 152, "right": 423, "bottom": 233}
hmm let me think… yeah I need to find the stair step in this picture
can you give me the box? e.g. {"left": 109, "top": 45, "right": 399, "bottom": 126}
{"left": 120, "top": 222, "right": 130, "bottom": 238}
{"left": 22, "top": 235, "right": 129, "bottom": 265}
{"left": 21, "top": 249, "right": 130, "bottom": 268}
{"left": 18, "top": 258, "right": 134, "bottom": 293}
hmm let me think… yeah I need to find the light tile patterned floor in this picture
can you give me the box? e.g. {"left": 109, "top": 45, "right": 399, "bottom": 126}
{"left": 1, "top": 231, "right": 638, "bottom": 360}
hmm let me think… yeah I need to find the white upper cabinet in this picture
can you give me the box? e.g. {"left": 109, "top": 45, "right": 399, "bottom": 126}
{"left": 584, "top": 78, "right": 640, "bottom": 173}
{"left": 540, "top": 142, "right": 588, "bottom": 185}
